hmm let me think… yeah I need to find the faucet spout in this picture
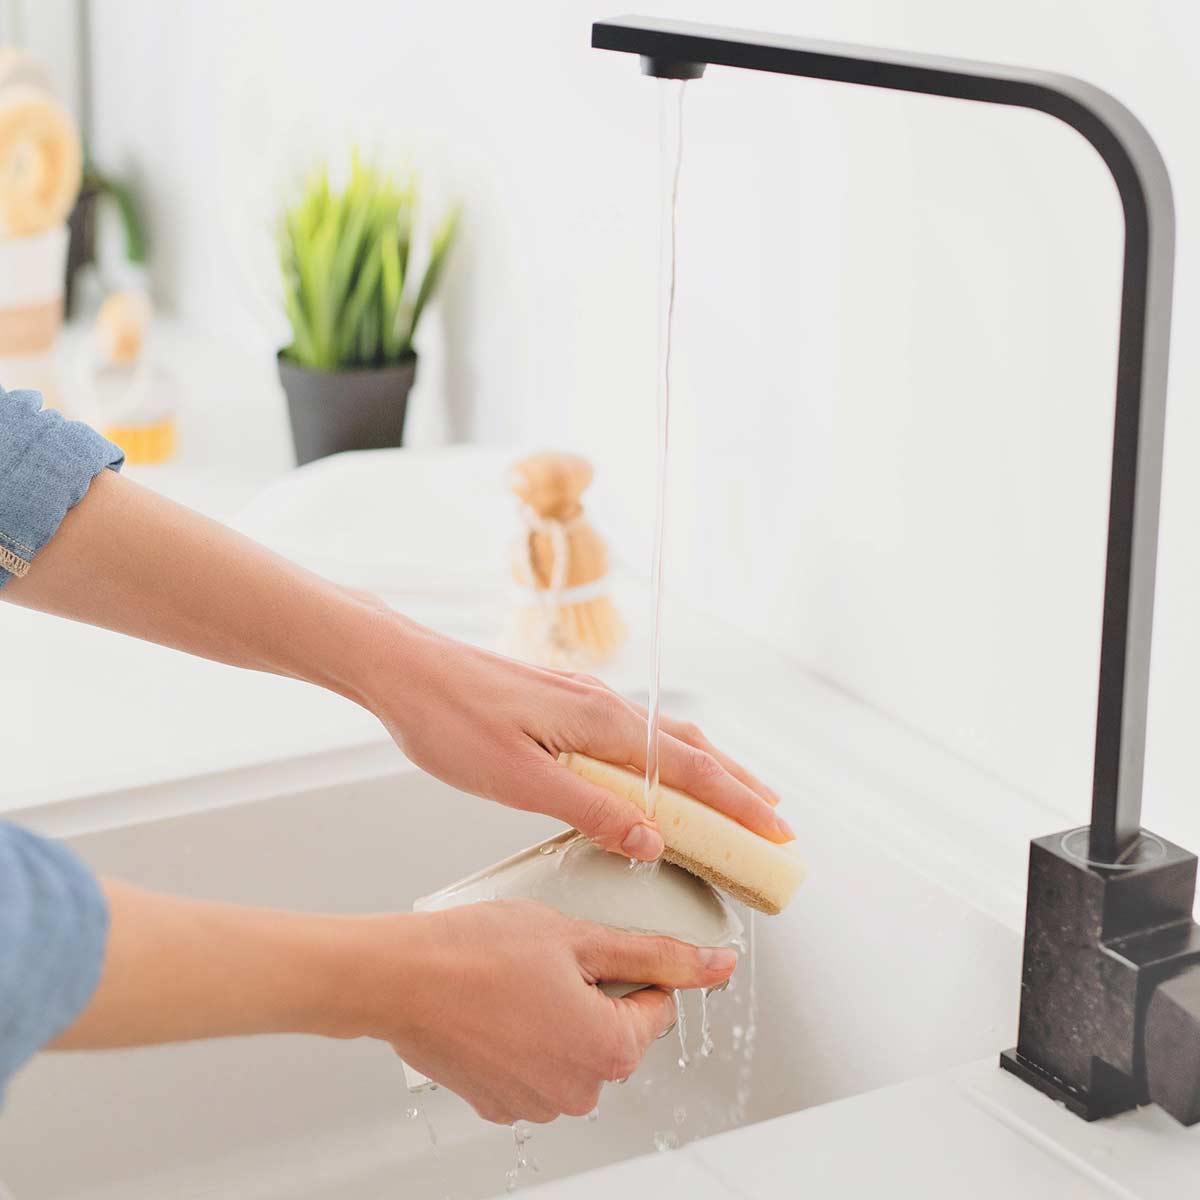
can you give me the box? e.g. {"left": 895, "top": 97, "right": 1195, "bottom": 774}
{"left": 593, "top": 14, "right": 1174, "bottom": 865}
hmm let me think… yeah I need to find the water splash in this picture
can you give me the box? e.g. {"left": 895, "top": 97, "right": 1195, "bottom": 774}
{"left": 505, "top": 1120, "right": 539, "bottom": 1192}
{"left": 654, "top": 1129, "right": 680, "bottom": 1153}
{"left": 698, "top": 987, "right": 715, "bottom": 1058}
{"left": 674, "top": 987, "right": 690, "bottom": 1070}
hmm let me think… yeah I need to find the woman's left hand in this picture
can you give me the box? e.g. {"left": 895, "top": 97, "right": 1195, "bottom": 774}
{"left": 365, "top": 618, "right": 793, "bottom": 862}
{"left": 5, "top": 468, "right": 789, "bottom": 864}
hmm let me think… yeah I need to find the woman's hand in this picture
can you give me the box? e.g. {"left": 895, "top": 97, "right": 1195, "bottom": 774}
{"left": 6, "top": 470, "right": 790, "bottom": 861}
{"left": 366, "top": 619, "right": 793, "bottom": 862}
{"left": 59, "top": 884, "right": 734, "bottom": 1125}
{"left": 365, "top": 899, "right": 736, "bottom": 1124}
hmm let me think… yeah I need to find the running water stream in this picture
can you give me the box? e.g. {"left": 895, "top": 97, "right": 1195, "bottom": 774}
{"left": 642, "top": 78, "right": 687, "bottom": 830}
{"left": 639, "top": 78, "right": 762, "bottom": 1154}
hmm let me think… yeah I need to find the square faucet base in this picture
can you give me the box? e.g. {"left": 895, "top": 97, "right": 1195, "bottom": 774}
{"left": 999, "top": 1049, "right": 1134, "bottom": 1122}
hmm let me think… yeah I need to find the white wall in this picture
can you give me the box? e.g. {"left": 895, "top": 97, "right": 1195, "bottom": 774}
{"left": 1, "top": 0, "right": 83, "bottom": 120}
{"left": 88, "top": 0, "right": 1200, "bottom": 849}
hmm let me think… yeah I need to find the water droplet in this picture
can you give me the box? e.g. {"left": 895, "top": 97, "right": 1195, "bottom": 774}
{"left": 505, "top": 1168, "right": 518, "bottom": 1192}
{"left": 512, "top": 1121, "right": 532, "bottom": 1143}
{"left": 539, "top": 843, "right": 558, "bottom": 855}
{"left": 673, "top": 1104, "right": 687, "bottom": 1126}
{"left": 654, "top": 1130, "right": 679, "bottom": 1153}
{"left": 585, "top": 1107, "right": 600, "bottom": 1122}
{"left": 406, "top": 1106, "right": 419, "bottom": 1119}
{"left": 528, "top": 1156, "right": 541, "bottom": 1173}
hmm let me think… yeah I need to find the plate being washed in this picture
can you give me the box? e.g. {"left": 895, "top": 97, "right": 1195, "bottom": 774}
{"left": 402, "top": 830, "right": 743, "bottom": 1091}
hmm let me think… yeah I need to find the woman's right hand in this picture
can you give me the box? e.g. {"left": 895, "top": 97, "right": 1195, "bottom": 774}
{"left": 361, "top": 898, "right": 737, "bottom": 1124}
{"left": 56, "top": 883, "right": 734, "bottom": 1126}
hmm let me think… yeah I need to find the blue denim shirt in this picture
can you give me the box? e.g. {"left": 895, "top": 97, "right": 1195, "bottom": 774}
{"left": 0, "top": 385, "right": 122, "bottom": 1097}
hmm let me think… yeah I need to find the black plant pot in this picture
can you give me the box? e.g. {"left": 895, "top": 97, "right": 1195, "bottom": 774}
{"left": 278, "top": 353, "right": 417, "bottom": 466}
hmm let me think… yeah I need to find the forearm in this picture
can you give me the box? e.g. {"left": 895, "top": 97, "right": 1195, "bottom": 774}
{"left": 52, "top": 880, "right": 408, "bottom": 1050}
{"left": 2, "top": 468, "right": 396, "bottom": 707}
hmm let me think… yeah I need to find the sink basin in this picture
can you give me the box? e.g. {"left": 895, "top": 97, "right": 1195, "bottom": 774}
{"left": 0, "top": 757, "right": 1018, "bottom": 1199}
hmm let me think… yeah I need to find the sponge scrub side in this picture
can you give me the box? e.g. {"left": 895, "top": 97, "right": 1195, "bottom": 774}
{"left": 559, "top": 752, "right": 804, "bottom": 915}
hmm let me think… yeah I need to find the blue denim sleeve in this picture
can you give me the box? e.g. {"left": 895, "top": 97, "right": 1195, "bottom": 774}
{"left": 0, "top": 384, "right": 117, "bottom": 1096}
{"left": 0, "top": 822, "right": 109, "bottom": 1099}
{"left": 0, "top": 385, "right": 124, "bottom": 588}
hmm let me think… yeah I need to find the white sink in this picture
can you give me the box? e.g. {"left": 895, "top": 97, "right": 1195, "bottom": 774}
{"left": 0, "top": 755, "right": 1018, "bottom": 1200}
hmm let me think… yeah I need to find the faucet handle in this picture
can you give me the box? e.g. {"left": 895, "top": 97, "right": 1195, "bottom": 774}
{"left": 1145, "top": 963, "right": 1200, "bottom": 1126}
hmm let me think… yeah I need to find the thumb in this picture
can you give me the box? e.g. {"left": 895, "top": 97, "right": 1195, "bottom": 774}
{"left": 533, "top": 758, "right": 664, "bottom": 861}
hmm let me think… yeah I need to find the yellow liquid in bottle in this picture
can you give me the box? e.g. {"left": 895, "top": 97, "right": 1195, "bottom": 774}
{"left": 102, "top": 418, "right": 176, "bottom": 465}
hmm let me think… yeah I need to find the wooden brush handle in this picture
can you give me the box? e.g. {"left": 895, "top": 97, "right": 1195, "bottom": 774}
{"left": 520, "top": 523, "right": 609, "bottom": 590}
{"left": 510, "top": 453, "right": 609, "bottom": 590}
{"left": 510, "top": 453, "right": 593, "bottom": 521}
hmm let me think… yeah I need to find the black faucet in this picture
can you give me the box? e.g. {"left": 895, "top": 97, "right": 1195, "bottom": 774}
{"left": 593, "top": 15, "right": 1200, "bottom": 1125}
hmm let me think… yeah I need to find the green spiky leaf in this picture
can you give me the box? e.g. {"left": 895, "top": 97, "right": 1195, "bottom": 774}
{"left": 278, "top": 152, "right": 457, "bottom": 372}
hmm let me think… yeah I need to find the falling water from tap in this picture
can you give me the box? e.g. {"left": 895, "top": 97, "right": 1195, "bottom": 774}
{"left": 643, "top": 78, "right": 688, "bottom": 832}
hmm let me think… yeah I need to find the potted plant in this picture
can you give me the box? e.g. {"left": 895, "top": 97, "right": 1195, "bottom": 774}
{"left": 277, "top": 152, "right": 457, "bottom": 465}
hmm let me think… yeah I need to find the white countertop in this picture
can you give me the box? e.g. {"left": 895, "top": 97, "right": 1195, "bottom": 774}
{"left": 531, "top": 1058, "right": 1197, "bottom": 1199}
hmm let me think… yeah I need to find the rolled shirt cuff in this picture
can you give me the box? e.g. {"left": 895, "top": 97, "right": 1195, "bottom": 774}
{"left": 0, "top": 386, "right": 124, "bottom": 587}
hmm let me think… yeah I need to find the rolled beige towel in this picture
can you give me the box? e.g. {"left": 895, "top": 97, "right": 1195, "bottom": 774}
{"left": 0, "top": 85, "right": 82, "bottom": 237}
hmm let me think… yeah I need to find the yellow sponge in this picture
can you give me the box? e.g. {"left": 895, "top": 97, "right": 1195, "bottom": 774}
{"left": 559, "top": 752, "right": 804, "bottom": 915}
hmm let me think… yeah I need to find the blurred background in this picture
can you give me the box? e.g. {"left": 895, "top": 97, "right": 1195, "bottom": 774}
{"left": 3, "top": 0, "right": 1199, "bottom": 849}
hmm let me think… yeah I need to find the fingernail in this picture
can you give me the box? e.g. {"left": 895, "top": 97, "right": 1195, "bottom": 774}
{"left": 699, "top": 947, "right": 737, "bottom": 973}
{"left": 776, "top": 816, "right": 796, "bottom": 842}
{"left": 765, "top": 787, "right": 782, "bottom": 806}
{"left": 621, "top": 824, "right": 664, "bottom": 861}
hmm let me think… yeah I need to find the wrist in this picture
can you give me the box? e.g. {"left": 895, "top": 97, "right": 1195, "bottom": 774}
{"left": 336, "top": 604, "right": 445, "bottom": 726}
{"left": 308, "top": 911, "right": 439, "bottom": 1044}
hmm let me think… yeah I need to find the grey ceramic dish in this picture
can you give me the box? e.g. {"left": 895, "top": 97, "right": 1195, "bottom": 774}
{"left": 402, "top": 831, "right": 743, "bottom": 1091}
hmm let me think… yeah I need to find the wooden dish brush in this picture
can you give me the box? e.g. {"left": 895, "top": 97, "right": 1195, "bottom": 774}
{"left": 500, "top": 452, "right": 626, "bottom": 669}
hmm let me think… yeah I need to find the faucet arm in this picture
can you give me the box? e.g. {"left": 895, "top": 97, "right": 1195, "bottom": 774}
{"left": 593, "top": 15, "right": 1176, "bottom": 865}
